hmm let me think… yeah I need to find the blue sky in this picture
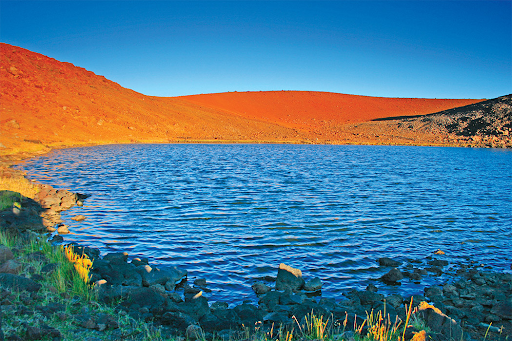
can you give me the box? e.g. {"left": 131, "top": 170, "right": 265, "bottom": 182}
{"left": 1, "top": 1, "right": 511, "bottom": 99}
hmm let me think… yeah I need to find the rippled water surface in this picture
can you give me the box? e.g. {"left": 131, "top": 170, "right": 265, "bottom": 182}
{"left": 20, "top": 144, "right": 512, "bottom": 303}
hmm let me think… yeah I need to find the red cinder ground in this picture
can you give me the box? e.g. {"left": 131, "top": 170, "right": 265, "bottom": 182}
{"left": 0, "top": 43, "right": 484, "bottom": 159}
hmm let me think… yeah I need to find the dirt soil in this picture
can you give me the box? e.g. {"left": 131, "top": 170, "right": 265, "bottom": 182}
{"left": 0, "top": 43, "right": 485, "bottom": 160}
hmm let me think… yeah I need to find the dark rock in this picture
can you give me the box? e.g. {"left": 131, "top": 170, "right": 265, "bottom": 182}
{"left": 366, "top": 283, "right": 378, "bottom": 293}
{"left": 25, "top": 251, "right": 47, "bottom": 262}
{"left": 233, "top": 303, "right": 263, "bottom": 327}
{"left": 178, "top": 295, "right": 210, "bottom": 320}
{"left": 279, "top": 292, "right": 304, "bottom": 305}
{"left": 194, "top": 278, "right": 207, "bottom": 287}
{"left": 96, "top": 313, "right": 119, "bottom": 330}
{"left": 427, "top": 259, "right": 449, "bottom": 267}
{"left": 259, "top": 291, "right": 282, "bottom": 311}
{"left": 0, "top": 273, "right": 41, "bottom": 292}
{"left": 491, "top": 300, "right": 512, "bottom": 319}
{"left": 377, "top": 257, "right": 402, "bottom": 267}
{"left": 426, "top": 266, "right": 443, "bottom": 276}
{"left": 75, "top": 313, "right": 97, "bottom": 329}
{"left": 424, "top": 286, "right": 443, "bottom": 299}
{"left": 380, "top": 268, "right": 404, "bottom": 283}
{"left": 200, "top": 309, "right": 241, "bottom": 332}
{"left": 142, "top": 266, "right": 187, "bottom": 287}
{"left": 385, "top": 294, "right": 403, "bottom": 309}
{"left": 161, "top": 311, "right": 196, "bottom": 329}
{"left": 263, "top": 311, "right": 290, "bottom": 325}
{"left": 131, "top": 257, "right": 149, "bottom": 266}
{"left": 210, "top": 301, "right": 228, "bottom": 310}
{"left": 25, "top": 324, "right": 61, "bottom": 340}
{"left": 186, "top": 324, "right": 203, "bottom": 340}
{"left": 304, "top": 277, "right": 322, "bottom": 291}
{"left": 103, "top": 252, "right": 128, "bottom": 264}
{"left": 275, "top": 263, "right": 304, "bottom": 291}
{"left": 252, "top": 282, "right": 271, "bottom": 295}
{"left": 40, "top": 263, "right": 58, "bottom": 274}
{"left": 290, "top": 301, "right": 330, "bottom": 322}
{"left": 356, "top": 290, "right": 384, "bottom": 306}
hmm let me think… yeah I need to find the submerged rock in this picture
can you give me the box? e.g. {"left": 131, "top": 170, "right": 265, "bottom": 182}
{"left": 377, "top": 257, "right": 402, "bottom": 267}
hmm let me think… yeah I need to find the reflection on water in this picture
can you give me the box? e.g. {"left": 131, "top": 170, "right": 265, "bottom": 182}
{"left": 19, "top": 144, "right": 512, "bottom": 303}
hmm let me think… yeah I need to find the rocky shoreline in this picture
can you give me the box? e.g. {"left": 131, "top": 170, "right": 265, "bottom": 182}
{"left": 0, "top": 167, "right": 511, "bottom": 340}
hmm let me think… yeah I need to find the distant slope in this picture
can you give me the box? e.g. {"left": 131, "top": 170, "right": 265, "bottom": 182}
{"left": 182, "top": 91, "right": 482, "bottom": 130}
{"left": 0, "top": 43, "right": 486, "bottom": 159}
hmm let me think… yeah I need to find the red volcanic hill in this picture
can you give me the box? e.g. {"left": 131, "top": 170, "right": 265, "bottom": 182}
{"left": 0, "top": 43, "right": 483, "bottom": 158}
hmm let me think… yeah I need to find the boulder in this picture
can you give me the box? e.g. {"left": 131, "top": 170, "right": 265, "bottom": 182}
{"left": 380, "top": 268, "right": 404, "bottom": 284}
{"left": 415, "top": 301, "right": 468, "bottom": 340}
{"left": 275, "top": 263, "right": 304, "bottom": 291}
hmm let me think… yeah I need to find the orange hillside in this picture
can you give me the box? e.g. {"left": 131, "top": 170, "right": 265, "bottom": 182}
{"left": 0, "top": 43, "right": 483, "bottom": 158}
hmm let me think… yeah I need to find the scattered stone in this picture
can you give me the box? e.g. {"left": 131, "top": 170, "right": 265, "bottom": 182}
{"left": 57, "top": 224, "right": 70, "bottom": 234}
{"left": 71, "top": 214, "right": 86, "bottom": 221}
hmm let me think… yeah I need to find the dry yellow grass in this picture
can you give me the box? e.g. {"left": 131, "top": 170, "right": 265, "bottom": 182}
{"left": 0, "top": 175, "right": 40, "bottom": 210}
{"left": 0, "top": 175, "right": 39, "bottom": 199}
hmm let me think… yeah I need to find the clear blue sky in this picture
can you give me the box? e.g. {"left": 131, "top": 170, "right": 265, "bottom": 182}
{"left": 1, "top": 1, "right": 511, "bottom": 99}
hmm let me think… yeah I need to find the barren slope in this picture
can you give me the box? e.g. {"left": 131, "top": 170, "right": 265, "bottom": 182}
{"left": 0, "top": 43, "right": 485, "bottom": 159}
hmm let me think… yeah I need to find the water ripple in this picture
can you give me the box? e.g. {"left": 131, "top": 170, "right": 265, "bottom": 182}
{"left": 18, "top": 144, "right": 512, "bottom": 304}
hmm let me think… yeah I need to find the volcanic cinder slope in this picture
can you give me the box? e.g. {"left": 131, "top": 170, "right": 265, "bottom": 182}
{"left": 0, "top": 43, "right": 485, "bottom": 159}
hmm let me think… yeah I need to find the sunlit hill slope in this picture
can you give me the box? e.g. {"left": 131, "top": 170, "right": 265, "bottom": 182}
{"left": 0, "top": 43, "right": 484, "bottom": 158}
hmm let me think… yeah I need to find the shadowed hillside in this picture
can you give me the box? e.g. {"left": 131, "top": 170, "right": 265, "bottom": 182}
{"left": 0, "top": 43, "right": 486, "bottom": 159}
{"left": 370, "top": 95, "right": 512, "bottom": 148}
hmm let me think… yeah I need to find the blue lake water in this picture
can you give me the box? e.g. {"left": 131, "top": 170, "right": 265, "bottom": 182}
{"left": 19, "top": 144, "right": 512, "bottom": 304}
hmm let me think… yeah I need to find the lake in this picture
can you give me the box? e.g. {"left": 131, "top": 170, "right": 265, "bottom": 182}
{"left": 19, "top": 144, "right": 512, "bottom": 304}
